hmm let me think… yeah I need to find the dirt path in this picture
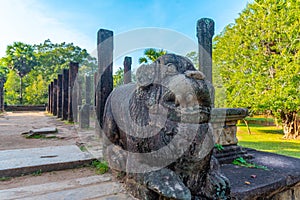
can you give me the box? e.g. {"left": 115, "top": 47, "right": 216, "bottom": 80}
{"left": 0, "top": 111, "right": 79, "bottom": 150}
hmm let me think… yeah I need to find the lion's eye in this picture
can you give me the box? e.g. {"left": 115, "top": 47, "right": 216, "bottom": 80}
{"left": 166, "top": 63, "right": 177, "bottom": 73}
{"left": 186, "top": 93, "right": 194, "bottom": 102}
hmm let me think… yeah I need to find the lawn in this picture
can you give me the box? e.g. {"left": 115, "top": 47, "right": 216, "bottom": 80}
{"left": 237, "top": 123, "right": 300, "bottom": 159}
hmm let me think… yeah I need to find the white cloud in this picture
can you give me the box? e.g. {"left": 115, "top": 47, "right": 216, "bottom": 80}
{"left": 0, "top": 0, "right": 94, "bottom": 57}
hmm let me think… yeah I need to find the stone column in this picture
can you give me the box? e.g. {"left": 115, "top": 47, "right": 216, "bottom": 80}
{"left": 196, "top": 18, "right": 215, "bottom": 83}
{"left": 68, "top": 62, "right": 79, "bottom": 122}
{"left": 57, "top": 74, "right": 63, "bottom": 118}
{"left": 94, "top": 71, "right": 98, "bottom": 107}
{"left": 197, "top": 18, "right": 215, "bottom": 107}
{"left": 123, "top": 56, "right": 132, "bottom": 84}
{"left": 52, "top": 79, "right": 58, "bottom": 116}
{"left": 0, "top": 81, "right": 4, "bottom": 112}
{"left": 73, "top": 79, "right": 80, "bottom": 122}
{"left": 96, "top": 29, "right": 113, "bottom": 128}
{"left": 86, "top": 76, "right": 91, "bottom": 105}
{"left": 79, "top": 76, "right": 91, "bottom": 129}
{"left": 62, "top": 69, "right": 69, "bottom": 120}
{"left": 50, "top": 82, "right": 53, "bottom": 113}
{"left": 47, "top": 84, "right": 51, "bottom": 112}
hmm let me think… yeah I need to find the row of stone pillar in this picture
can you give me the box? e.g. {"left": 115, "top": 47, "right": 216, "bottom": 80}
{"left": 47, "top": 62, "right": 78, "bottom": 122}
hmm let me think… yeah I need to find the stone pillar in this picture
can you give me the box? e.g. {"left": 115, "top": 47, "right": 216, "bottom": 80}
{"left": 123, "top": 56, "right": 132, "bottom": 84}
{"left": 52, "top": 79, "right": 58, "bottom": 116}
{"left": 73, "top": 79, "right": 80, "bottom": 122}
{"left": 79, "top": 104, "right": 90, "bottom": 129}
{"left": 47, "top": 84, "right": 51, "bottom": 112}
{"left": 68, "top": 62, "right": 79, "bottom": 122}
{"left": 50, "top": 82, "right": 53, "bottom": 113}
{"left": 62, "top": 69, "right": 69, "bottom": 120}
{"left": 96, "top": 29, "right": 113, "bottom": 128}
{"left": 86, "top": 76, "right": 91, "bottom": 105}
{"left": 57, "top": 74, "right": 63, "bottom": 118}
{"left": 196, "top": 18, "right": 214, "bottom": 83}
{"left": 94, "top": 72, "right": 98, "bottom": 107}
{"left": 79, "top": 76, "right": 91, "bottom": 129}
{"left": 0, "top": 81, "right": 4, "bottom": 112}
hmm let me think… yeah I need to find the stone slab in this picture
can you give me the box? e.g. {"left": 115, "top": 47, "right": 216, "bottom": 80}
{"left": 0, "top": 174, "right": 136, "bottom": 200}
{"left": 21, "top": 127, "right": 58, "bottom": 135}
{"left": 221, "top": 148, "right": 300, "bottom": 199}
{"left": 0, "top": 145, "right": 95, "bottom": 177}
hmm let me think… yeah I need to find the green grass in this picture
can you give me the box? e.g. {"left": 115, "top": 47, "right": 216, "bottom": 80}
{"left": 0, "top": 177, "right": 11, "bottom": 181}
{"left": 244, "top": 117, "right": 275, "bottom": 122}
{"left": 237, "top": 124, "right": 300, "bottom": 159}
{"left": 91, "top": 160, "right": 109, "bottom": 174}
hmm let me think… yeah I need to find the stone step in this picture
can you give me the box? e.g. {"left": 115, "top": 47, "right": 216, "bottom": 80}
{"left": 0, "top": 174, "right": 135, "bottom": 200}
{"left": 0, "top": 145, "right": 96, "bottom": 177}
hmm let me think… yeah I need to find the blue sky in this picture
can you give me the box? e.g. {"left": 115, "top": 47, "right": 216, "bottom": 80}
{"left": 0, "top": 0, "right": 252, "bottom": 70}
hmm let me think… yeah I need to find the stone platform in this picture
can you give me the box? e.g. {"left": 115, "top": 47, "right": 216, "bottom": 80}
{"left": 0, "top": 145, "right": 95, "bottom": 177}
{"left": 221, "top": 148, "right": 300, "bottom": 200}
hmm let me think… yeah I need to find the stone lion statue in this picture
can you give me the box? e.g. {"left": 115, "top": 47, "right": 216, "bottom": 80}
{"left": 103, "top": 54, "right": 230, "bottom": 199}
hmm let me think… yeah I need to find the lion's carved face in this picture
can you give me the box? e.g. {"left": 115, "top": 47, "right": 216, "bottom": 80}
{"left": 136, "top": 54, "right": 211, "bottom": 125}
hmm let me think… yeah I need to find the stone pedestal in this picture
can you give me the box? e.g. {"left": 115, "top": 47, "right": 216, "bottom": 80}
{"left": 211, "top": 108, "right": 252, "bottom": 163}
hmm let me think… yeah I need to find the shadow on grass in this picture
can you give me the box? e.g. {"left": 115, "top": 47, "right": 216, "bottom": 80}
{"left": 239, "top": 141, "right": 300, "bottom": 159}
{"left": 260, "top": 129, "right": 283, "bottom": 134}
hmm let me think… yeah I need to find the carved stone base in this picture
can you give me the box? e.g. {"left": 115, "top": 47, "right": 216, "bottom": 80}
{"left": 213, "top": 145, "right": 253, "bottom": 164}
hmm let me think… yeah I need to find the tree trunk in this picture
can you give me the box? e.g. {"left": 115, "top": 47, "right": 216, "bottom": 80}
{"left": 281, "top": 111, "right": 300, "bottom": 139}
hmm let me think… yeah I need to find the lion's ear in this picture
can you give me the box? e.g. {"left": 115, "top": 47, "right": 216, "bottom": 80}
{"left": 184, "top": 70, "right": 206, "bottom": 80}
{"left": 136, "top": 64, "right": 156, "bottom": 87}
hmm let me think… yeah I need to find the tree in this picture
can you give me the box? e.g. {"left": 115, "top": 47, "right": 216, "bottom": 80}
{"left": 213, "top": 0, "right": 300, "bottom": 138}
{"left": 4, "top": 70, "right": 20, "bottom": 105}
{"left": 138, "top": 48, "right": 167, "bottom": 64}
{"left": 113, "top": 67, "right": 124, "bottom": 88}
{"left": 34, "top": 39, "right": 92, "bottom": 82}
{"left": 3, "top": 42, "right": 36, "bottom": 104}
{"left": 24, "top": 74, "right": 48, "bottom": 104}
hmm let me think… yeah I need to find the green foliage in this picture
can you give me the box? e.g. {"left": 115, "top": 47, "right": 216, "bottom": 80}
{"left": 213, "top": 0, "right": 300, "bottom": 135}
{"left": 4, "top": 70, "right": 20, "bottom": 105}
{"left": 24, "top": 74, "right": 48, "bottom": 104}
{"left": 0, "top": 177, "right": 11, "bottom": 181}
{"left": 34, "top": 39, "right": 94, "bottom": 82}
{"left": 232, "top": 157, "right": 268, "bottom": 170}
{"left": 3, "top": 42, "right": 37, "bottom": 104}
{"left": 113, "top": 67, "right": 124, "bottom": 88}
{"left": 4, "top": 42, "right": 36, "bottom": 78}
{"left": 1, "top": 39, "right": 96, "bottom": 105}
{"left": 214, "top": 143, "right": 224, "bottom": 151}
{"left": 0, "top": 59, "right": 9, "bottom": 85}
{"left": 91, "top": 160, "right": 109, "bottom": 174}
{"left": 32, "top": 169, "right": 42, "bottom": 176}
{"left": 138, "top": 48, "right": 167, "bottom": 64}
